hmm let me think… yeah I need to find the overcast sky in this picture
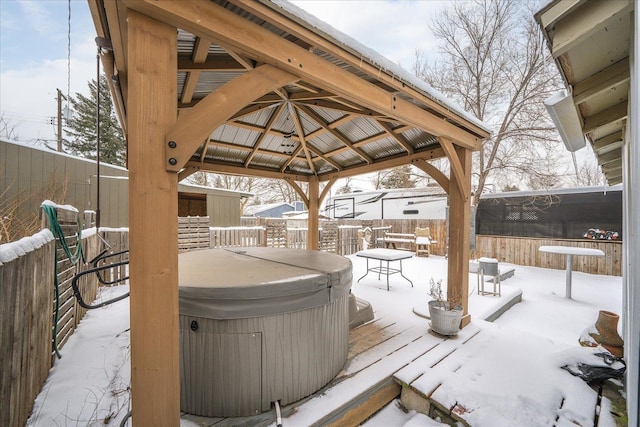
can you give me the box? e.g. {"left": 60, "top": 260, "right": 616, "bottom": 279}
{"left": 0, "top": 0, "right": 448, "bottom": 145}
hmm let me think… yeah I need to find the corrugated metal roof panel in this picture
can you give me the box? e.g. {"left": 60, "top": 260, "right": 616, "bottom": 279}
{"left": 337, "top": 117, "right": 384, "bottom": 142}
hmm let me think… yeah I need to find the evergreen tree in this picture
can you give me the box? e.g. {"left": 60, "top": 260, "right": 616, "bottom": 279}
{"left": 64, "top": 75, "right": 126, "bottom": 166}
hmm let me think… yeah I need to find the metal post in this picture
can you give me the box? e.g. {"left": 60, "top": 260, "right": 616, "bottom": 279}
{"left": 565, "top": 254, "right": 573, "bottom": 299}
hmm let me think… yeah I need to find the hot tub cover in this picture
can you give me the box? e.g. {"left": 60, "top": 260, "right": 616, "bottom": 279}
{"left": 179, "top": 247, "right": 352, "bottom": 319}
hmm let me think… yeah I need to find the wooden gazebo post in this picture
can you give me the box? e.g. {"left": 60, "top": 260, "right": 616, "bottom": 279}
{"left": 308, "top": 176, "right": 320, "bottom": 250}
{"left": 446, "top": 144, "right": 473, "bottom": 326}
{"left": 127, "top": 10, "right": 180, "bottom": 425}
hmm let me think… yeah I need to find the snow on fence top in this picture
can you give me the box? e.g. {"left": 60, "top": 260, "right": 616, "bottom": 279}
{"left": 0, "top": 229, "right": 54, "bottom": 264}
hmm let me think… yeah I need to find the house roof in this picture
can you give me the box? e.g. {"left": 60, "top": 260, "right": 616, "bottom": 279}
{"left": 535, "top": 0, "right": 634, "bottom": 185}
{"left": 89, "top": 0, "right": 490, "bottom": 184}
{"left": 243, "top": 201, "right": 294, "bottom": 215}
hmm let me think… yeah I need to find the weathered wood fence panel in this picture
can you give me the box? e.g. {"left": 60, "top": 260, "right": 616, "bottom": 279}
{"left": 0, "top": 232, "right": 55, "bottom": 427}
{"left": 475, "top": 235, "right": 622, "bottom": 276}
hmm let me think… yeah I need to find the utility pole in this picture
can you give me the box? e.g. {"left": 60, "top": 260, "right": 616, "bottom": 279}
{"left": 56, "top": 88, "right": 66, "bottom": 152}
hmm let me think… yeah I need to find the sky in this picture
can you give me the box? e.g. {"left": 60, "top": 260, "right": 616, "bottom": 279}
{"left": 0, "top": 0, "right": 448, "bottom": 146}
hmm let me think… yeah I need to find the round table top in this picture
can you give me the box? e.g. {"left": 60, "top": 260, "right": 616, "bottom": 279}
{"left": 538, "top": 245, "right": 604, "bottom": 256}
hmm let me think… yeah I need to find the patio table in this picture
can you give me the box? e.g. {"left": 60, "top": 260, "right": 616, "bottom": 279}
{"left": 538, "top": 245, "right": 604, "bottom": 299}
{"left": 356, "top": 248, "right": 414, "bottom": 291}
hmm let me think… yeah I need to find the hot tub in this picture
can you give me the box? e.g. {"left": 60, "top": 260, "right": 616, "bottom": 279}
{"left": 178, "top": 247, "right": 352, "bottom": 417}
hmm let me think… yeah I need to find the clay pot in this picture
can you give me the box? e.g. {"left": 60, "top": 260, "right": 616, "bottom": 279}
{"left": 590, "top": 310, "right": 624, "bottom": 357}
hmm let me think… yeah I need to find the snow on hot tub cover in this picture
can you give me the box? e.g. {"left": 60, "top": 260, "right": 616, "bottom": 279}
{"left": 178, "top": 247, "right": 352, "bottom": 319}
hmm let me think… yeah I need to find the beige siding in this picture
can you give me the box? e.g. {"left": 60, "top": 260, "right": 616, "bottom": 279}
{"left": 2, "top": 140, "right": 244, "bottom": 230}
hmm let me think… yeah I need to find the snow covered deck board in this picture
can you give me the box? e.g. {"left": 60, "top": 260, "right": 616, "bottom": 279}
{"left": 393, "top": 323, "right": 611, "bottom": 427}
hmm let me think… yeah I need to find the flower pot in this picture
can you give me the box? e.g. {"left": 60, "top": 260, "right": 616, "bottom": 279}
{"left": 592, "top": 310, "right": 624, "bottom": 357}
{"left": 428, "top": 300, "right": 463, "bottom": 336}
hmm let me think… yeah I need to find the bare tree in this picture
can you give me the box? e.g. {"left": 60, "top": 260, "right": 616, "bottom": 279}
{"left": 574, "top": 159, "right": 606, "bottom": 187}
{"left": 414, "top": 0, "right": 564, "bottom": 204}
{"left": 0, "top": 113, "right": 21, "bottom": 140}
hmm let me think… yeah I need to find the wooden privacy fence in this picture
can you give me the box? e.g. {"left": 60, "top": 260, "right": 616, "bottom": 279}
{"left": 475, "top": 235, "right": 622, "bottom": 276}
{"left": 0, "top": 205, "right": 129, "bottom": 427}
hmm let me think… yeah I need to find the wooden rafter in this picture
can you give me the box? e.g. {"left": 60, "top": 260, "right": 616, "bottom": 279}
{"left": 181, "top": 37, "right": 212, "bottom": 105}
{"left": 165, "top": 64, "right": 299, "bottom": 171}
{"left": 178, "top": 54, "right": 245, "bottom": 72}
{"left": 583, "top": 102, "right": 628, "bottom": 135}
{"left": 306, "top": 145, "right": 342, "bottom": 170}
{"left": 296, "top": 104, "right": 373, "bottom": 164}
{"left": 280, "top": 144, "right": 305, "bottom": 173}
{"left": 244, "top": 103, "right": 286, "bottom": 167}
{"left": 376, "top": 120, "right": 414, "bottom": 154}
{"left": 288, "top": 102, "right": 316, "bottom": 173}
{"left": 216, "top": 40, "right": 255, "bottom": 69}
{"left": 573, "top": 58, "right": 630, "bottom": 105}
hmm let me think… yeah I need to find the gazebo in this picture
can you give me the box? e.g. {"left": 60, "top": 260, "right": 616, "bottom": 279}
{"left": 88, "top": 0, "right": 490, "bottom": 424}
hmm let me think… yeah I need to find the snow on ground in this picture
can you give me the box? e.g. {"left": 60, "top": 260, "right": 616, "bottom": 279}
{"left": 26, "top": 253, "right": 623, "bottom": 426}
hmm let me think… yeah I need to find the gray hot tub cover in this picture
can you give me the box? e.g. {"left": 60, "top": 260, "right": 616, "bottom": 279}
{"left": 178, "top": 247, "right": 352, "bottom": 319}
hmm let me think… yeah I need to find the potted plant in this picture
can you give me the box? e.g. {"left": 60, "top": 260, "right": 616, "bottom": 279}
{"left": 428, "top": 278, "right": 463, "bottom": 336}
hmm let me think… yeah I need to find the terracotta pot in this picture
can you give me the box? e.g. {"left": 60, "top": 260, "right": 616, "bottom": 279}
{"left": 590, "top": 310, "right": 624, "bottom": 357}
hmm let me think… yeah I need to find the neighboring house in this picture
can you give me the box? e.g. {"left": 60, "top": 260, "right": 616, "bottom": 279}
{"left": 0, "top": 138, "right": 251, "bottom": 231}
{"left": 535, "top": 1, "right": 638, "bottom": 424}
{"left": 242, "top": 201, "right": 304, "bottom": 218}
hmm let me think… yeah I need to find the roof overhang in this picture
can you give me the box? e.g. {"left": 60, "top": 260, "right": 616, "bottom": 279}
{"left": 535, "top": 0, "right": 634, "bottom": 185}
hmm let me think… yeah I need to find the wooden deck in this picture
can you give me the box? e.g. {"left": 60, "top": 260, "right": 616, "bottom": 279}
{"left": 180, "top": 311, "right": 625, "bottom": 427}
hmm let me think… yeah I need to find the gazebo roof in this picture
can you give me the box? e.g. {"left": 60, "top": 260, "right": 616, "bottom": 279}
{"left": 89, "top": 0, "right": 489, "bottom": 185}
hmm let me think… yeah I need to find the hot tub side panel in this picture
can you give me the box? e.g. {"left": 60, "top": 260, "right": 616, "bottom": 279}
{"left": 179, "top": 293, "right": 349, "bottom": 417}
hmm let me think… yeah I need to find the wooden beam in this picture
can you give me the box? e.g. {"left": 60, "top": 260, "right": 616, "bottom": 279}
{"left": 284, "top": 177, "right": 309, "bottom": 207}
{"left": 593, "top": 131, "right": 624, "bottom": 154}
{"left": 583, "top": 102, "right": 628, "bottom": 135}
{"left": 178, "top": 54, "right": 245, "bottom": 72}
{"left": 306, "top": 145, "right": 342, "bottom": 171}
{"left": 377, "top": 120, "right": 414, "bottom": 154}
{"left": 178, "top": 165, "right": 200, "bottom": 182}
{"left": 127, "top": 10, "right": 179, "bottom": 425}
{"left": 165, "top": 64, "right": 299, "bottom": 171}
{"left": 439, "top": 136, "right": 469, "bottom": 199}
{"left": 288, "top": 102, "right": 316, "bottom": 173}
{"left": 319, "top": 177, "right": 337, "bottom": 205}
{"left": 280, "top": 144, "right": 305, "bottom": 173}
{"left": 216, "top": 40, "right": 256, "bottom": 69}
{"left": 296, "top": 99, "right": 384, "bottom": 117}
{"left": 551, "top": 0, "right": 633, "bottom": 58}
{"left": 308, "top": 176, "right": 320, "bottom": 250}
{"left": 447, "top": 145, "right": 472, "bottom": 328}
{"left": 180, "top": 37, "right": 211, "bottom": 104}
{"left": 411, "top": 159, "right": 450, "bottom": 194}
{"left": 124, "top": 0, "right": 484, "bottom": 149}
{"left": 318, "top": 148, "right": 445, "bottom": 182}
{"left": 573, "top": 58, "right": 630, "bottom": 105}
{"left": 244, "top": 103, "right": 286, "bottom": 167}
{"left": 296, "top": 104, "right": 374, "bottom": 164}
{"left": 597, "top": 148, "right": 622, "bottom": 166}
{"left": 186, "top": 160, "right": 310, "bottom": 182}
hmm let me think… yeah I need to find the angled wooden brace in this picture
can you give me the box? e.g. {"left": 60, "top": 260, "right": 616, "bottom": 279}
{"left": 165, "top": 64, "right": 299, "bottom": 171}
{"left": 439, "top": 136, "right": 469, "bottom": 199}
{"left": 411, "top": 159, "right": 450, "bottom": 194}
